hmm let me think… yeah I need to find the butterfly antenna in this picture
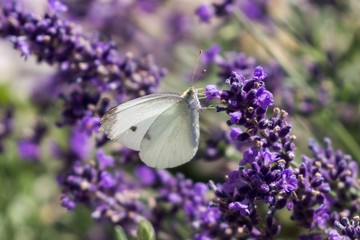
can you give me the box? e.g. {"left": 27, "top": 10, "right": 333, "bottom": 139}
{"left": 191, "top": 49, "right": 203, "bottom": 86}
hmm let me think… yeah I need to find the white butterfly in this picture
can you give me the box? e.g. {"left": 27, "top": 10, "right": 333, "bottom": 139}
{"left": 99, "top": 86, "right": 201, "bottom": 169}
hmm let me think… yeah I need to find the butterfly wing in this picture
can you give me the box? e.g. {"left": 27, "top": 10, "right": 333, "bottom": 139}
{"left": 100, "top": 93, "right": 182, "bottom": 151}
{"left": 139, "top": 100, "right": 200, "bottom": 169}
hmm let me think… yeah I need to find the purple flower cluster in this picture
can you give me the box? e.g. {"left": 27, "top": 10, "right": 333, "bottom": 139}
{"left": 291, "top": 138, "right": 360, "bottom": 238}
{"left": 203, "top": 46, "right": 285, "bottom": 99}
{"left": 60, "top": 154, "right": 217, "bottom": 238}
{"left": 60, "top": 152, "right": 151, "bottom": 235}
{"left": 138, "top": 167, "right": 221, "bottom": 233}
{"left": 200, "top": 66, "right": 297, "bottom": 238}
{"left": 202, "top": 46, "right": 330, "bottom": 117}
{"left": 206, "top": 67, "right": 295, "bottom": 164}
{"left": 196, "top": 0, "right": 269, "bottom": 23}
{"left": 0, "top": 1, "right": 166, "bottom": 124}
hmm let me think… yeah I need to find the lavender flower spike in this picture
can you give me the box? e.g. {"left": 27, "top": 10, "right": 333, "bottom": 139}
{"left": 291, "top": 138, "right": 360, "bottom": 235}
{"left": 200, "top": 66, "right": 296, "bottom": 239}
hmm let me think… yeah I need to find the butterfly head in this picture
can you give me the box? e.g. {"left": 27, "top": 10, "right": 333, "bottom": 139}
{"left": 182, "top": 87, "right": 201, "bottom": 111}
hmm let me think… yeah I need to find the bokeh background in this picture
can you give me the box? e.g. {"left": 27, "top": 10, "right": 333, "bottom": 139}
{"left": 1, "top": 0, "right": 360, "bottom": 239}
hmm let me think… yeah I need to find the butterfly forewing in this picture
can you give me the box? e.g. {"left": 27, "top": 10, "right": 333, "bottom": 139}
{"left": 100, "top": 93, "right": 182, "bottom": 150}
{"left": 139, "top": 100, "right": 200, "bottom": 169}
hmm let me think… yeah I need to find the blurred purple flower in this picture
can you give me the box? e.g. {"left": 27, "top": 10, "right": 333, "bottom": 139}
{"left": 99, "top": 171, "right": 116, "bottom": 189}
{"left": 138, "top": 0, "right": 161, "bottom": 13}
{"left": 203, "top": 45, "right": 221, "bottom": 64}
{"left": 61, "top": 195, "right": 76, "bottom": 210}
{"left": 196, "top": 0, "right": 270, "bottom": 23}
{"left": 8, "top": 36, "right": 30, "bottom": 59}
{"left": 196, "top": 5, "right": 215, "bottom": 23}
{"left": 135, "top": 165, "right": 157, "bottom": 186}
{"left": 96, "top": 149, "right": 115, "bottom": 170}
{"left": 79, "top": 115, "right": 100, "bottom": 135}
{"left": 70, "top": 126, "right": 91, "bottom": 160}
{"left": 17, "top": 121, "right": 47, "bottom": 161}
{"left": 48, "top": 0, "right": 68, "bottom": 13}
{"left": 18, "top": 139, "right": 40, "bottom": 161}
{"left": 229, "top": 127, "right": 241, "bottom": 141}
{"left": 240, "top": 0, "right": 269, "bottom": 22}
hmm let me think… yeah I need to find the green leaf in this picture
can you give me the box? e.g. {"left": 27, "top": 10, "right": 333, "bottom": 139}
{"left": 137, "top": 220, "right": 155, "bottom": 240}
{"left": 115, "top": 226, "right": 129, "bottom": 240}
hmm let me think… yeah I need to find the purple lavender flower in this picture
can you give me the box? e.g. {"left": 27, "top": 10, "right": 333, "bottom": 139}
{"left": 239, "top": 0, "right": 269, "bottom": 22}
{"left": 253, "top": 65, "right": 268, "bottom": 80}
{"left": 135, "top": 165, "right": 156, "bottom": 186}
{"left": 204, "top": 85, "right": 220, "bottom": 102}
{"left": 137, "top": 0, "right": 161, "bottom": 13}
{"left": 228, "top": 200, "right": 250, "bottom": 216}
{"left": 203, "top": 50, "right": 287, "bottom": 113}
{"left": 60, "top": 158, "right": 218, "bottom": 238}
{"left": 291, "top": 138, "right": 360, "bottom": 234}
{"left": 229, "top": 127, "right": 242, "bottom": 141}
{"left": 96, "top": 149, "right": 114, "bottom": 170}
{"left": 70, "top": 126, "right": 91, "bottom": 161}
{"left": 8, "top": 36, "right": 30, "bottom": 59}
{"left": 151, "top": 170, "right": 226, "bottom": 239}
{"left": 239, "top": 147, "right": 258, "bottom": 165}
{"left": 196, "top": 0, "right": 270, "bottom": 23}
{"left": 334, "top": 217, "right": 360, "bottom": 239}
{"left": 203, "top": 45, "right": 221, "bottom": 64}
{"left": 229, "top": 111, "right": 242, "bottom": 124}
{"left": 17, "top": 121, "right": 47, "bottom": 161}
{"left": 60, "top": 160, "right": 149, "bottom": 229}
{"left": 196, "top": 5, "right": 215, "bottom": 23}
{"left": 0, "top": 1, "right": 165, "bottom": 128}
{"left": 328, "top": 229, "right": 346, "bottom": 240}
{"left": 278, "top": 169, "right": 297, "bottom": 192}
{"left": 48, "top": 0, "right": 68, "bottom": 13}
{"left": 201, "top": 67, "right": 296, "bottom": 238}
{"left": 165, "top": 10, "right": 190, "bottom": 46}
{"left": 17, "top": 139, "right": 40, "bottom": 161}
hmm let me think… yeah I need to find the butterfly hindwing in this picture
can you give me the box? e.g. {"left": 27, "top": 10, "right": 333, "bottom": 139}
{"left": 139, "top": 100, "right": 200, "bottom": 169}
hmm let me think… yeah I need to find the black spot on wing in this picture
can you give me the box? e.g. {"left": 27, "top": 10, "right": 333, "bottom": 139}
{"left": 144, "top": 132, "right": 151, "bottom": 140}
{"left": 130, "top": 126, "right": 137, "bottom": 132}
